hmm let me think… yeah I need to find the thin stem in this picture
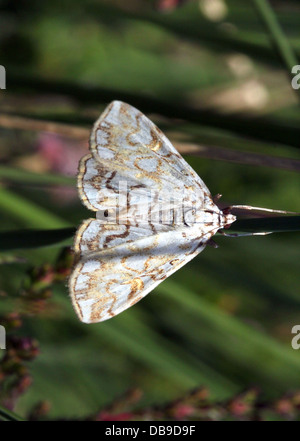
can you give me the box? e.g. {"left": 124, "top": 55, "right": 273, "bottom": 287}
{"left": 0, "top": 165, "right": 75, "bottom": 187}
{"left": 0, "top": 215, "right": 299, "bottom": 252}
{"left": 229, "top": 215, "right": 300, "bottom": 234}
{"left": 0, "top": 227, "right": 75, "bottom": 251}
{"left": 253, "top": 0, "right": 299, "bottom": 88}
{"left": 0, "top": 406, "right": 25, "bottom": 422}
{"left": 0, "top": 113, "right": 89, "bottom": 140}
{"left": 0, "top": 114, "right": 299, "bottom": 173}
{"left": 175, "top": 143, "right": 300, "bottom": 173}
{"left": 0, "top": 186, "right": 70, "bottom": 229}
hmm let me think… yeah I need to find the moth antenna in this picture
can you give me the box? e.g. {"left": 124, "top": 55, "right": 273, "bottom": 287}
{"left": 226, "top": 205, "right": 299, "bottom": 216}
{"left": 219, "top": 230, "right": 272, "bottom": 238}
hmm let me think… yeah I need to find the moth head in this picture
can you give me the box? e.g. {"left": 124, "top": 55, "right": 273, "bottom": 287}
{"left": 222, "top": 212, "right": 236, "bottom": 227}
{"left": 202, "top": 209, "right": 236, "bottom": 230}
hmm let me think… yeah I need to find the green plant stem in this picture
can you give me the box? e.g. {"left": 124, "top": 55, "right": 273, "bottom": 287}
{"left": 230, "top": 216, "right": 300, "bottom": 234}
{"left": 253, "top": 0, "right": 299, "bottom": 78}
{"left": 0, "top": 166, "right": 76, "bottom": 187}
{"left": 0, "top": 216, "right": 299, "bottom": 252}
{"left": 0, "top": 186, "right": 71, "bottom": 229}
{"left": 0, "top": 406, "right": 25, "bottom": 421}
{"left": 0, "top": 227, "right": 75, "bottom": 251}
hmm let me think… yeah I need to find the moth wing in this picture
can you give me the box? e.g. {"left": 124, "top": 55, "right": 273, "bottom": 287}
{"left": 78, "top": 100, "right": 212, "bottom": 212}
{"left": 69, "top": 219, "right": 209, "bottom": 323}
{"left": 71, "top": 101, "right": 219, "bottom": 323}
{"left": 78, "top": 154, "right": 209, "bottom": 229}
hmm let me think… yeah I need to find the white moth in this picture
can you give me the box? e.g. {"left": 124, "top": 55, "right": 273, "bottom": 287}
{"left": 69, "top": 101, "right": 236, "bottom": 323}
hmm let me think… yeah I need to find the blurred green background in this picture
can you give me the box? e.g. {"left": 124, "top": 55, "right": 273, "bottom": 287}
{"left": 0, "top": 0, "right": 300, "bottom": 419}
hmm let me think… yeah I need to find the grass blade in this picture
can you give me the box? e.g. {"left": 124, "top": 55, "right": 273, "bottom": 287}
{"left": 253, "top": 0, "right": 299, "bottom": 76}
{"left": 0, "top": 406, "right": 25, "bottom": 421}
{"left": 0, "top": 166, "right": 76, "bottom": 187}
{"left": 0, "top": 228, "right": 75, "bottom": 251}
{"left": 1, "top": 215, "right": 298, "bottom": 253}
{"left": 230, "top": 215, "right": 300, "bottom": 234}
{"left": 0, "top": 187, "right": 70, "bottom": 229}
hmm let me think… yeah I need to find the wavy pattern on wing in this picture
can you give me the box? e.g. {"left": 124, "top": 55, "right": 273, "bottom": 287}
{"left": 69, "top": 219, "right": 208, "bottom": 323}
{"left": 69, "top": 101, "right": 235, "bottom": 323}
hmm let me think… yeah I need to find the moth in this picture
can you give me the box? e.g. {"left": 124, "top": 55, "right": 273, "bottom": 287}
{"left": 69, "top": 101, "right": 236, "bottom": 323}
